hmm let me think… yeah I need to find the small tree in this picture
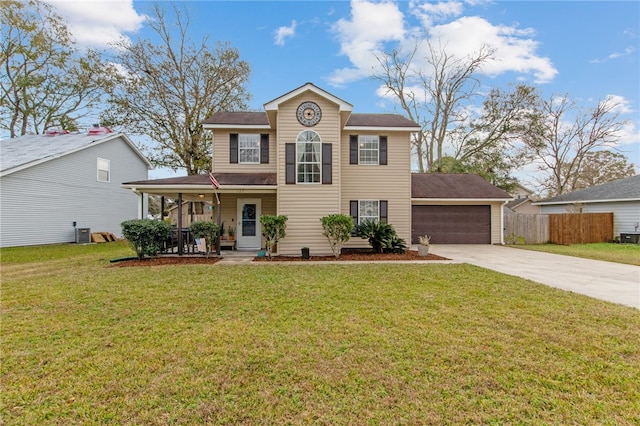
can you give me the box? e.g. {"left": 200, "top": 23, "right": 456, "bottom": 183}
{"left": 121, "top": 219, "right": 171, "bottom": 259}
{"left": 320, "top": 214, "right": 353, "bottom": 259}
{"left": 354, "top": 219, "right": 406, "bottom": 254}
{"left": 260, "top": 215, "right": 288, "bottom": 259}
{"left": 189, "top": 221, "right": 219, "bottom": 257}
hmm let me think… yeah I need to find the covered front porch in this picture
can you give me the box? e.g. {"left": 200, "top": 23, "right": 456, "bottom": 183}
{"left": 121, "top": 173, "right": 277, "bottom": 256}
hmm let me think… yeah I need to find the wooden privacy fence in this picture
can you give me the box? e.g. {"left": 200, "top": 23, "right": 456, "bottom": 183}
{"left": 504, "top": 214, "right": 550, "bottom": 244}
{"left": 549, "top": 213, "right": 613, "bottom": 245}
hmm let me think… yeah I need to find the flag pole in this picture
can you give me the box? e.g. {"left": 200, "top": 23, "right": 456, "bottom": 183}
{"left": 215, "top": 190, "right": 221, "bottom": 255}
{"left": 209, "top": 172, "right": 222, "bottom": 256}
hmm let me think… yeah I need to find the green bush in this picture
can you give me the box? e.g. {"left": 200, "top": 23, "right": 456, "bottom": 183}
{"left": 190, "top": 221, "right": 220, "bottom": 256}
{"left": 354, "top": 219, "right": 407, "bottom": 254}
{"left": 321, "top": 214, "right": 353, "bottom": 258}
{"left": 121, "top": 219, "right": 171, "bottom": 259}
{"left": 260, "top": 215, "right": 288, "bottom": 259}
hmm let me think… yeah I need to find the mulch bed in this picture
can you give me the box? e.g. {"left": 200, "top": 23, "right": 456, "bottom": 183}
{"left": 109, "top": 256, "right": 220, "bottom": 268}
{"left": 109, "top": 249, "right": 449, "bottom": 267}
{"left": 255, "top": 249, "right": 449, "bottom": 262}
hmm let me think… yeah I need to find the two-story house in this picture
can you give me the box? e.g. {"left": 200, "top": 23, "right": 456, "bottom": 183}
{"left": 1, "top": 127, "right": 151, "bottom": 248}
{"left": 123, "top": 83, "right": 418, "bottom": 255}
{"left": 123, "top": 83, "right": 511, "bottom": 255}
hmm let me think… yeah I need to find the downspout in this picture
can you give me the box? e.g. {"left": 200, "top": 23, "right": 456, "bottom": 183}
{"left": 177, "top": 193, "right": 183, "bottom": 255}
{"left": 499, "top": 201, "right": 507, "bottom": 245}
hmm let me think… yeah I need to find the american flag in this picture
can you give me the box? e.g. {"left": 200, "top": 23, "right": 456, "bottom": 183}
{"left": 209, "top": 172, "right": 220, "bottom": 189}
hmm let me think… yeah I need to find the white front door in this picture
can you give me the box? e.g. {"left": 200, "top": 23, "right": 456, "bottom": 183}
{"left": 237, "top": 199, "right": 261, "bottom": 249}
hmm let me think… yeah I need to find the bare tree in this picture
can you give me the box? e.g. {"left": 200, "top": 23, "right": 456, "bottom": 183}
{"left": 541, "top": 150, "right": 635, "bottom": 193}
{"left": 522, "top": 94, "right": 627, "bottom": 196}
{"left": 102, "top": 3, "right": 251, "bottom": 175}
{"left": 373, "top": 40, "right": 493, "bottom": 172}
{"left": 1, "top": 0, "right": 112, "bottom": 137}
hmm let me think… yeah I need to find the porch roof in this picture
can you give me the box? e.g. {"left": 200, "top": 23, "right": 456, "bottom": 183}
{"left": 122, "top": 173, "right": 277, "bottom": 198}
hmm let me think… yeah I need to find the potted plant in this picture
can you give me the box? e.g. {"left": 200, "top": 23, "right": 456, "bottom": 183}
{"left": 227, "top": 226, "right": 235, "bottom": 241}
{"left": 417, "top": 235, "right": 431, "bottom": 256}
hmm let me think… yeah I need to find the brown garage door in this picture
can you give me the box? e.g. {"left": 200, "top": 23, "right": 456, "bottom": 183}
{"left": 412, "top": 205, "right": 491, "bottom": 244}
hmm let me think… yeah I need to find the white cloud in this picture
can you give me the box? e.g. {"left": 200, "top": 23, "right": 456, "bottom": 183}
{"left": 329, "top": 0, "right": 558, "bottom": 87}
{"left": 409, "top": 0, "right": 463, "bottom": 28}
{"left": 428, "top": 16, "right": 557, "bottom": 83}
{"left": 603, "top": 94, "right": 634, "bottom": 114}
{"left": 48, "top": 0, "right": 146, "bottom": 49}
{"left": 328, "top": 0, "right": 405, "bottom": 86}
{"left": 274, "top": 20, "right": 297, "bottom": 46}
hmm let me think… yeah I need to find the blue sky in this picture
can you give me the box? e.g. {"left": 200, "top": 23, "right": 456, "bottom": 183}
{"left": 49, "top": 0, "right": 639, "bottom": 187}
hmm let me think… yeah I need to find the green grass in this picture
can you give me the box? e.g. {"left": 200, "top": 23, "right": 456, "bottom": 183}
{"left": 2, "top": 242, "right": 639, "bottom": 424}
{"left": 512, "top": 242, "right": 640, "bottom": 266}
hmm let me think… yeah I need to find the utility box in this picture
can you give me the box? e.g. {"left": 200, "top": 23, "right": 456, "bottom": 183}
{"left": 76, "top": 228, "right": 91, "bottom": 244}
{"left": 620, "top": 233, "right": 640, "bottom": 244}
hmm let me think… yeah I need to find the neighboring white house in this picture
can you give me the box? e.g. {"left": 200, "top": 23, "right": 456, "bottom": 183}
{"left": 0, "top": 128, "right": 152, "bottom": 248}
{"left": 534, "top": 175, "right": 640, "bottom": 239}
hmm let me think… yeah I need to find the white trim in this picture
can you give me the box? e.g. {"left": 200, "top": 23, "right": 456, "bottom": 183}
{"left": 203, "top": 124, "right": 271, "bottom": 130}
{"left": 533, "top": 198, "right": 640, "bottom": 206}
{"left": 264, "top": 82, "right": 353, "bottom": 112}
{"left": 237, "top": 198, "right": 262, "bottom": 249}
{"left": 411, "top": 198, "right": 512, "bottom": 203}
{"left": 345, "top": 126, "right": 422, "bottom": 132}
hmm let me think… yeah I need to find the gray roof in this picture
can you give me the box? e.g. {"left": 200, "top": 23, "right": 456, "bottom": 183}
{"left": 124, "top": 173, "right": 277, "bottom": 187}
{"left": 204, "top": 112, "right": 269, "bottom": 126}
{"left": 0, "top": 131, "right": 151, "bottom": 175}
{"left": 536, "top": 175, "right": 640, "bottom": 204}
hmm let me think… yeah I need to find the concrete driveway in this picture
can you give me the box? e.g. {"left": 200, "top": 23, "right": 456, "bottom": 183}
{"left": 430, "top": 245, "right": 640, "bottom": 310}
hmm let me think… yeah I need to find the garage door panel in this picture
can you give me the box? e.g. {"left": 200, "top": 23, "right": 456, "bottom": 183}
{"left": 412, "top": 205, "right": 491, "bottom": 244}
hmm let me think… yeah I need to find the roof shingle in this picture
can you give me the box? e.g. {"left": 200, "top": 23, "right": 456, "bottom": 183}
{"left": 411, "top": 173, "right": 512, "bottom": 199}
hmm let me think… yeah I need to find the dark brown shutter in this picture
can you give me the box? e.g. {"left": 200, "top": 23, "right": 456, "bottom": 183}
{"left": 379, "top": 136, "right": 387, "bottom": 165}
{"left": 322, "top": 143, "right": 332, "bottom": 184}
{"left": 229, "top": 134, "right": 238, "bottom": 164}
{"left": 350, "top": 135, "right": 358, "bottom": 164}
{"left": 285, "top": 143, "right": 295, "bottom": 184}
{"left": 380, "top": 200, "right": 388, "bottom": 222}
{"left": 260, "top": 134, "right": 269, "bottom": 164}
{"left": 350, "top": 200, "right": 359, "bottom": 235}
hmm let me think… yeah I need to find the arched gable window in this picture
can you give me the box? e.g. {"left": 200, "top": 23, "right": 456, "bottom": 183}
{"left": 296, "top": 130, "right": 321, "bottom": 183}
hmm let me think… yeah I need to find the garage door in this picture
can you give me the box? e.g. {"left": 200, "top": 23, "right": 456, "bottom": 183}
{"left": 412, "top": 205, "right": 491, "bottom": 244}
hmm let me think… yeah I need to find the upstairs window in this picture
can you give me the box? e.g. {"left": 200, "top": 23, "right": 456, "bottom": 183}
{"left": 97, "top": 158, "right": 110, "bottom": 182}
{"left": 230, "top": 134, "right": 269, "bottom": 164}
{"left": 296, "top": 130, "right": 321, "bottom": 183}
{"left": 350, "top": 135, "right": 387, "bottom": 165}
{"left": 359, "top": 135, "right": 379, "bottom": 165}
{"left": 238, "top": 134, "right": 260, "bottom": 164}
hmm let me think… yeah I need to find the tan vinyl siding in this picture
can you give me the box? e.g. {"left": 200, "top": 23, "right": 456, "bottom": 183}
{"left": 490, "top": 203, "right": 503, "bottom": 244}
{"left": 276, "top": 93, "right": 342, "bottom": 255}
{"left": 341, "top": 131, "right": 412, "bottom": 247}
{"left": 212, "top": 130, "right": 277, "bottom": 173}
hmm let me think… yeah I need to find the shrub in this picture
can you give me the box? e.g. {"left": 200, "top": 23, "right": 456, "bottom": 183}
{"left": 121, "top": 219, "right": 171, "bottom": 259}
{"left": 260, "top": 215, "right": 288, "bottom": 259}
{"left": 190, "top": 221, "right": 220, "bottom": 256}
{"left": 321, "top": 214, "right": 353, "bottom": 258}
{"left": 354, "top": 219, "right": 406, "bottom": 254}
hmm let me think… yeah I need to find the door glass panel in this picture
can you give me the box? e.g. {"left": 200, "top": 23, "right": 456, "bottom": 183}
{"left": 242, "top": 203, "right": 257, "bottom": 237}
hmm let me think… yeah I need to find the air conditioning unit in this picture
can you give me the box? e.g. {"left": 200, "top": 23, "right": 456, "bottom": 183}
{"left": 76, "top": 228, "right": 91, "bottom": 244}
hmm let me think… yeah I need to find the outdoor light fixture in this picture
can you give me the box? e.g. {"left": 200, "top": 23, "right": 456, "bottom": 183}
{"left": 198, "top": 194, "right": 205, "bottom": 199}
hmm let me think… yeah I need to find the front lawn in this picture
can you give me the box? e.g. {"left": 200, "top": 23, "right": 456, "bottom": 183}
{"left": 512, "top": 242, "right": 640, "bottom": 266}
{"left": 2, "top": 242, "right": 639, "bottom": 424}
